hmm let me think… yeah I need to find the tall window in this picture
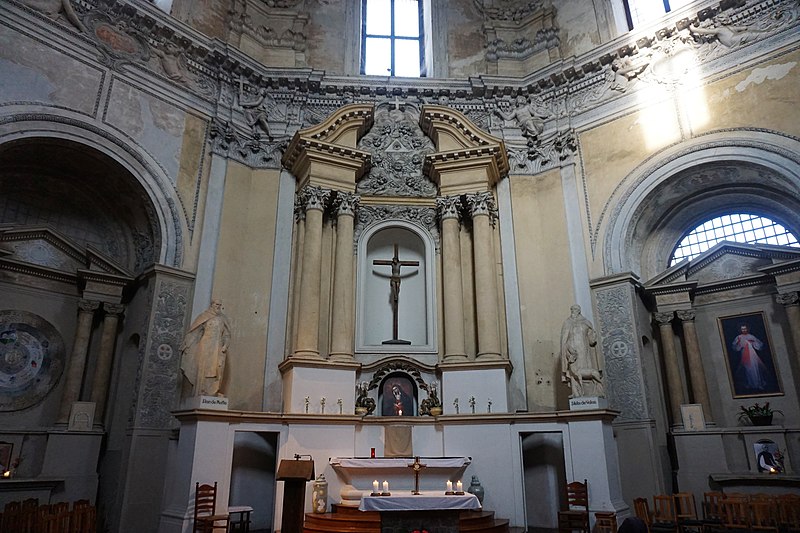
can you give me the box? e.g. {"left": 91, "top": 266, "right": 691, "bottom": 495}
{"left": 361, "top": 0, "right": 424, "bottom": 77}
{"left": 623, "top": 0, "right": 692, "bottom": 29}
{"left": 669, "top": 213, "right": 800, "bottom": 266}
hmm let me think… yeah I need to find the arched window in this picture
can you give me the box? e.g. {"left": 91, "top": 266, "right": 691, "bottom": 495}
{"left": 669, "top": 213, "right": 800, "bottom": 266}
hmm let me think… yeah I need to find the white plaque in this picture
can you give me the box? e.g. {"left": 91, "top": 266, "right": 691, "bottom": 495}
{"left": 568, "top": 396, "right": 607, "bottom": 411}
{"left": 184, "top": 395, "right": 229, "bottom": 410}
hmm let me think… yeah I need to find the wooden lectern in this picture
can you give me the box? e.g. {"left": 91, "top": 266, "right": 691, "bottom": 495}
{"left": 277, "top": 457, "right": 315, "bottom": 533}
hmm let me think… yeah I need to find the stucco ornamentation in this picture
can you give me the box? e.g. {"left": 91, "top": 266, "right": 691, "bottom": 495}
{"left": 355, "top": 206, "right": 440, "bottom": 251}
{"left": 356, "top": 105, "right": 437, "bottom": 198}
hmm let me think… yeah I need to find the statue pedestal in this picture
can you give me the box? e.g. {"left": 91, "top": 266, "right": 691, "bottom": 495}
{"left": 569, "top": 396, "right": 607, "bottom": 411}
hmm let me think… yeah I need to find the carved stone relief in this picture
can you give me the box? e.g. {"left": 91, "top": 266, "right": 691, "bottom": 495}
{"left": 136, "top": 279, "right": 190, "bottom": 429}
{"left": 356, "top": 105, "right": 437, "bottom": 198}
{"left": 594, "top": 285, "right": 647, "bottom": 420}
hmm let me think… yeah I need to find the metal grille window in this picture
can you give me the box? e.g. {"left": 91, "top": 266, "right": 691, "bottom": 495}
{"left": 361, "top": 0, "right": 424, "bottom": 77}
{"left": 669, "top": 214, "right": 800, "bottom": 266}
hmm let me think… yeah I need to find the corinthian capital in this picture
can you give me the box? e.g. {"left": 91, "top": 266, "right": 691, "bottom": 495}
{"left": 676, "top": 309, "right": 695, "bottom": 322}
{"left": 78, "top": 300, "right": 100, "bottom": 313}
{"left": 436, "top": 195, "right": 462, "bottom": 222}
{"left": 298, "top": 185, "right": 332, "bottom": 212}
{"left": 103, "top": 303, "right": 125, "bottom": 316}
{"left": 654, "top": 312, "right": 674, "bottom": 326}
{"left": 776, "top": 292, "right": 800, "bottom": 306}
{"left": 465, "top": 191, "right": 498, "bottom": 225}
{"left": 335, "top": 192, "right": 360, "bottom": 217}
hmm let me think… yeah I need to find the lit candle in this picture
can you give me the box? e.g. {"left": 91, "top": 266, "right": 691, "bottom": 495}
{"left": 383, "top": 480, "right": 389, "bottom": 493}
{"left": 2, "top": 471, "right": 9, "bottom": 478}
{"left": 456, "top": 480, "right": 463, "bottom": 492}
{"left": 373, "top": 480, "right": 379, "bottom": 493}
{"left": 446, "top": 480, "right": 453, "bottom": 492}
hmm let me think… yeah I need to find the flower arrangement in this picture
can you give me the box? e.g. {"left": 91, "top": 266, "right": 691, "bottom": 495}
{"left": 738, "top": 402, "right": 782, "bottom": 425}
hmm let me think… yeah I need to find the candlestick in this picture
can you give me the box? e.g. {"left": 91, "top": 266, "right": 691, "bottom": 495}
{"left": 453, "top": 397, "right": 459, "bottom": 414}
{"left": 373, "top": 480, "right": 379, "bottom": 494}
{"left": 488, "top": 398, "right": 492, "bottom": 413}
{"left": 320, "top": 397, "right": 326, "bottom": 414}
{"left": 447, "top": 480, "right": 453, "bottom": 492}
{"left": 456, "top": 480, "right": 463, "bottom": 493}
{"left": 469, "top": 396, "right": 476, "bottom": 414}
{"left": 382, "top": 480, "right": 389, "bottom": 493}
{"left": 304, "top": 396, "right": 310, "bottom": 414}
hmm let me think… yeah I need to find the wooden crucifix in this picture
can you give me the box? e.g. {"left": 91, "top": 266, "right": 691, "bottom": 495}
{"left": 372, "top": 244, "right": 419, "bottom": 345}
{"left": 407, "top": 456, "right": 427, "bottom": 495}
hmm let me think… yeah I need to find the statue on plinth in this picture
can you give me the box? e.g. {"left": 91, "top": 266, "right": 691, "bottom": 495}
{"left": 355, "top": 381, "right": 376, "bottom": 415}
{"left": 180, "top": 299, "right": 231, "bottom": 397}
{"left": 560, "top": 304, "right": 604, "bottom": 398}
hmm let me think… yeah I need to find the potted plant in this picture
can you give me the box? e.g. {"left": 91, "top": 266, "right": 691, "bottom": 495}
{"left": 738, "top": 402, "right": 782, "bottom": 426}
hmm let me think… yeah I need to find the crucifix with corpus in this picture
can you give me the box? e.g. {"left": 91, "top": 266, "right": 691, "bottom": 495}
{"left": 372, "top": 243, "right": 419, "bottom": 345}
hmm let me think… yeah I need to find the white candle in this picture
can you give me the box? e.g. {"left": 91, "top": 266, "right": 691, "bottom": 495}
{"left": 373, "top": 480, "right": 379, "bottom": 493}
{"left": 383, "top": 480, "right": 389, "bottom": 493}
{"left": 456, "top": 480, "right": 463, "bottom": 492}
{"left": 446, "top": 480, "right": 453, "bottom": 492}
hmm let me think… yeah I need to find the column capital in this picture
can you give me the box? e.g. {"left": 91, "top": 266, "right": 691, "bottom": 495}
{"left": 103, "top": 303, "right": 125, "bottom": 316}
{"left": 465, "top": 191, "right": 498, "bottom": 226}
{"left": 654, "top": 311, "right": 674, "bottom": 325}
{"left": 297, "top": 185, "right": 332, "bottom": 212}
{"left": 436, "top": 195, "right": 462, "bottom": 221}
{"left": 676, "top": 309, "right": 696, "bottom": 322}
{"left": 776, "top": 291, "right": 800, "bottom": 306}
{"left": 78, "top": 299, "right": 101, "bottom": 313}
{"left": 334, "top": 191, "right": 360, "bottom": 217}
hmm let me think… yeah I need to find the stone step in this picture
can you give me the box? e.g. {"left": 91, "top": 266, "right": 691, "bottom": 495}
{"left": 302, "top": 507, "right": 511, "bottom": 533}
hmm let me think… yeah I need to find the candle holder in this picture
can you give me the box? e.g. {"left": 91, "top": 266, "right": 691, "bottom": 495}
{"left": 455, "top": 490, "right": 465, "bottom": 495}
{"left": 445, "top": 490, "right": 455, "bottom": 495}
{"left": 381, "top": 491, "right": 391, "bottom": 496}
{"left": 469, "top": 396, "right": 476, "bottom": 414}
{"left": 370, "top": 491, "right": 382, "bottom": 496}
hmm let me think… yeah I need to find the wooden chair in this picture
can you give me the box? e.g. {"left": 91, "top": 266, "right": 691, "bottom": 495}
{"left": 702, "top": 492, "right": 725, "bottom": 533}
{"left": 749, "top": 497, "right": 779, "bottom": 533}
{"left": 652, "top": 495, "right": 678, "bottom": 533}
{"left": 674, "top": 492, "right": 704, "bottom": 533}
{"left": 194, "top": 482, "right": 230, "bottom": 533}
{"left": 634, "top": 498, "right": 653, "bottom": 530}
{"left": 70, "top": 503, "right": 97, "bottom": 533}
{"left": 719, "top": 497, "right": 749, "bottom": 532}
{"left": 595, "top": 511, "right": 618, "bottom": 533}
{"left": 777, "top": 494, "right": 800, "bottom": 533}
{"left": 557, "top": 479, "right": 590, "bottom": 533}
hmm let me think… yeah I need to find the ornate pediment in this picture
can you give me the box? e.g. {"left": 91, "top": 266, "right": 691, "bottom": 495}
{"left": 0, "top": 225, "right": 134, "bottom": 287}
{"left": 645, "top": 241, "right": 800, "bottom": 296}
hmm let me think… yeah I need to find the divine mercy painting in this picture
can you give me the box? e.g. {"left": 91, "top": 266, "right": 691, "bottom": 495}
{"left": 718, "top": 312, "right": 783, "bottom": 398}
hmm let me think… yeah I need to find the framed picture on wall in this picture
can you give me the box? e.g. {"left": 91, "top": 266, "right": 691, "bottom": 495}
{"left": 718, "top": 311, "right": 783, "bottom": 398}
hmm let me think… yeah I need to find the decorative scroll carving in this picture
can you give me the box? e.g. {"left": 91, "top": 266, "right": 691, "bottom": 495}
{"left": 776, "top": 292, "right": 800, "bottom": 306}
{"left": 208, "top": 119, "right": 287, "bottom": 169}
{"left": 355, "top": 205, "right": 440, "bottom": 251}
{"left": 138, "top": 280, "right": 189, "bottom": 429}
{"left": 595, "top": 286, "right": 647, "bottom": 420}
{"left": 356, "top": 105, "right": 437, "bottom": 198}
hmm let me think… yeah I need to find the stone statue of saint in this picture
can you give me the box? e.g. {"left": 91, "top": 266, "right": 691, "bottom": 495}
{"left": 180, "top": 299, "right": 231, "bottom": 397}
{"left": 560, "top": 304, "right": 604, "bottom": 398}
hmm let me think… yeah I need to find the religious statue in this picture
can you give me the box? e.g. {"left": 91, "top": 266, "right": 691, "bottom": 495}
{"left": 689, "top": 14, "right": 763, "bottom": 49}
{"left": 238, "top": 76, "right": 272, "bottom": 139}
{"left": 355, "top": 381, "right": 376, "bottom": 415}
{"left": 180, "top": 299, "right": 231, "bottom": 397}
{"left": 419, "top": 381, "right": 442, "bottom": 416}
{"left": 560, "top": 304, "right": 604, "bottom": 398}
{"left": 372, "top": 244, "right": 419, "bottom": 344}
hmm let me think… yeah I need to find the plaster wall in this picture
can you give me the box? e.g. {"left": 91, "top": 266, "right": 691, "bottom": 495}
{"left": 213, "top": 162, "right": 282, "bottom": 410}
{"left": 443, "top": 0, "right": 487, "bottom": 78}
{"left": 554, "top": 0, "right": 603, "bottom": 58}
{"left": 0, "top": 25, "right": 103, "bottom": 116}
{"left": 509, "top": 171, "right": 576, "bottom": 411}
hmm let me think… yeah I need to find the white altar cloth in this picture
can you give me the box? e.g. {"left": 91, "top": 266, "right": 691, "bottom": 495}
{"left": 359, "top": 491, "right": 481, "bottom": 512}
{"left": 331, "top": 457, "right": 470, "bottom": 469}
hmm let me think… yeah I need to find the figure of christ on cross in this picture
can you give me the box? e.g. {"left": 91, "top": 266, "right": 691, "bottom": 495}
{"left": 372, "top": 244, "right": 419, "bottom": 344}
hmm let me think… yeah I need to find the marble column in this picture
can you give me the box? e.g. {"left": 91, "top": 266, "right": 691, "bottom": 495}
{"left": 776, "top": 292, "right": 800, "bottom": 369}
{"left": 467, "top": 191, "right": 502, "bottom": 360}
{"left": 676, "top": 309, "right": 713, "bottom": 421}
{"left": 437, "top": 195, "right": 467, "bottom": 362}
{"left": 58, "top": 299, "right": 100, "bottom": 423}
{"left": 654, "top": 311, "right": 684, "bottom": 425}
{"left": 292, "top": 186, "right": 331, "bottom": 359}
{"left": 329, "top": 192, "right": 359, "bottom": 362}
{"left": 90, "top": 303, "right": 125, "bottom": 422}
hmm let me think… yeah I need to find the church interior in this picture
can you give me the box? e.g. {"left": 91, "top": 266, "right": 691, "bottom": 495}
{"left": 0, "top": 0, "right": 799, "bottom": 531}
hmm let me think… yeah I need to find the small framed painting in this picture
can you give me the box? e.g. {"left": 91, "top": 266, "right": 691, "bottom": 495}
{"left": 717, "top": 312, "right": 783, "bottom": 398}
{"left": 680, "top": 403, "right": 706, "bottom": 431}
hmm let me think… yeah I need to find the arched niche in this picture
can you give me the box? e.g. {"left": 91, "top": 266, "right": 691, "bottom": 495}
{"left": 602, "top": 131, "right": 800, "bottom": 280}
{"left": 0, "top": 116, "right": 186, "bottom": 267}
{"left": 356, "top": 220, "right": 437, "bottom": 355}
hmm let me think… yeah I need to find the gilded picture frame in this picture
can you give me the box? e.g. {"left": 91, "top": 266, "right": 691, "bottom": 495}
{"left": 717, "top": 311, "right": 783, "bottom": 398}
